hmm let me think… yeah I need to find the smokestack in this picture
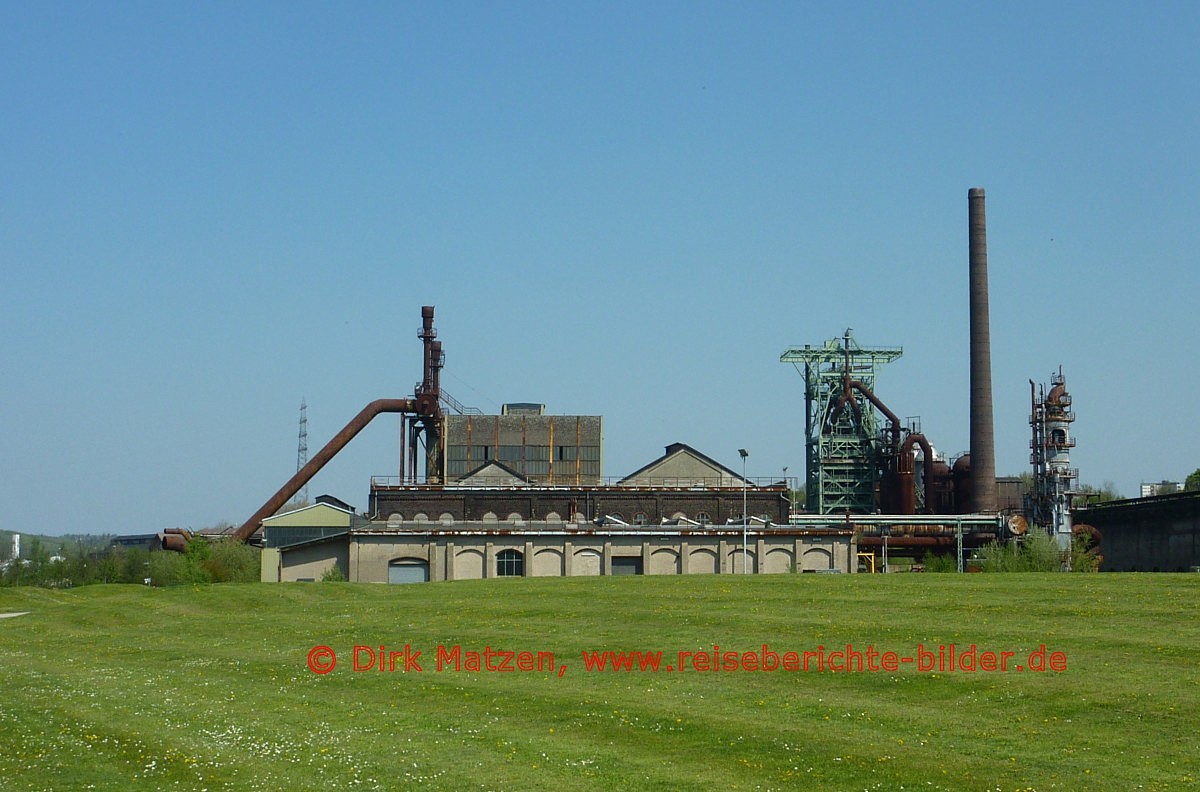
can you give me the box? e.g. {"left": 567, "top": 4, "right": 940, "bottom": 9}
{"left": 12, "top": 533, "right": 19, "bottom": 560}
{"left": 968, "top": 188, "right": 998, "bottom": 512}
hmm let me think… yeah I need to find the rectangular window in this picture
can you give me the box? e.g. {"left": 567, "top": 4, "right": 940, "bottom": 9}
{"left": 498, "top": 445, "right": 522, "bottom": 462}
{"left": 556, "top": 445, "right": 577, "bottom": 461}
{"left": 580, "top": 445, "right": 600, "bottom": 461}
{"left": 525, "top": 445, "right": 549, "bottom": 461}
{"left": 447, "top": 445, "right": 468, "bottom": 461}
{"left": 471, "top": 445, "right": 491, "bottom": 461}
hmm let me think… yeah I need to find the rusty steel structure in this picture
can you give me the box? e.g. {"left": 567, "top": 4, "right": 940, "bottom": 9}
{"left": 401, "top": 306, "right": 445, "bottom": 487}
{"left": 232, "top": 306, "right": 446, "bottom": 543}
{"left": 780, "top": 330, "right": 903, "bottom": 514}
{"left": 778, "top": 188, "right": 1009, "bottom": 552}
{"left": 1026, "top": 369, "right": 1078, "bottom": 549}
{"left": 782, "top": 330, "right": 947, "bottom": 518}
{"left": 968, "top": 187, "right": 998, "bottom": 512}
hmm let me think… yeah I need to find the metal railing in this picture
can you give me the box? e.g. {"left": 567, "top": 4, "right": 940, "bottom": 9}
{"left": 439, "top": 389, "right": 482, "bottom": 416}
{"left": 371, "top": 475, "right": 791, "bottom": 489}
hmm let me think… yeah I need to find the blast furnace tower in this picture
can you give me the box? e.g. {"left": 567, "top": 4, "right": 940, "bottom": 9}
{"left": 780, "top": 330, "right": 903, "bottom": 514}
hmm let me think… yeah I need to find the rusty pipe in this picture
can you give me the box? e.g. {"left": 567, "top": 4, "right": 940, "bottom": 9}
{"left": 419, "top": 305, "right": 437, "bottom": 396}
{"left": 849, "top": 380, "right": 900, "bottom": 428}
{"left": 858, "top": 534, "right": 995, "bottom": 547}
{"left": 828, "top": 379, "right": 900, "bottom": 432}
{"left": 902, "top": 432, "right": 936, "bottom": 514}
{"left": 233, "top": 398, "right": 417, "bottom": 542}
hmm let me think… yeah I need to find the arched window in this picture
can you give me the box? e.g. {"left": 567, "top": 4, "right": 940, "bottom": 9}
{"left": 496, "top": 549, "right": 524, "bottom": 577}
{"left": 633, "top": 512, "right": 649, "bottom": 525}
{"left": 695, "top": 512, "right": 711, "bottom": 525}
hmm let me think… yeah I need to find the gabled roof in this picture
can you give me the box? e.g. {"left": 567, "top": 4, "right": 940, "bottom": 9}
{"left": 274, "top": 530, "right": 351, "bottom": 553}
{"left": 619, "top": 442, "right": 749, "bottom": 487}
{"left": 457, "top": 460, "right": 530, "bottom": 486}
{"left": 262, "top": 500, "right": 355, "bottom": 528}
{"left": 315, "top": 494, "right": 355, "bottom": 512}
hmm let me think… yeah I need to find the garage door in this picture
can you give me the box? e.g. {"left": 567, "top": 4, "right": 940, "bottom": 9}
{"left": 611, "top": 557, "right": 643, "bottom": 575}
{"left": 389, "top": 560, "right": 429, "bottom": 584}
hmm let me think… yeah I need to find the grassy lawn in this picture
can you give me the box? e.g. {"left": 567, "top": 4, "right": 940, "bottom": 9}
{"left": 1, "top": 574, "right": 1198, "bottom": 791}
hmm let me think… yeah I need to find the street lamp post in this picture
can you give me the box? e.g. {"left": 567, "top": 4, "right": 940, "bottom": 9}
{"left": 783, "top": 465, "right": 792, "bottom": 520}
{"left": 881, "top": 526, "right": 890, "bottom": 574}
{"left": 739, "top": 449, "right": 749, "bottom": 574}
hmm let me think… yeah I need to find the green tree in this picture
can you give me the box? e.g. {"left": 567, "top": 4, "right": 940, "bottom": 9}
{"left": 121, "top": 548, "right": 151, "bottom": 584}
{"left": 1069, "top": 531, "right": 1102, "bottom": 572}
{"left": 149, "top": 551, "right": 194, "bottom": 586}
{"left": 1074, "top": 480, "right": 1122, "bottom": 505}
{"left": 94, "top": 551, "right": 122, "bottom": 584}
{"left": 181, "top": 539, "right": 214, "bottom": 584}
{"left": 1, "top": 557, "right": 24, "bottom": 586}
{"left": 203, "top": 539, "right": 260, "bottom": 583}
{"left": 1184, "top": 469, "right": 1200, "bottom": 492}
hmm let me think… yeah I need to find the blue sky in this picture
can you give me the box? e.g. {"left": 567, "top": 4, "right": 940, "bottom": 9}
{"left": 2, "top": 2, "right": 1197, "bottom": 536}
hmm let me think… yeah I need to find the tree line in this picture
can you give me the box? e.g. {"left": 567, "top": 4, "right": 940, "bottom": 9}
{"left": 0, "top": 536, "right": 259, "bottom": 587}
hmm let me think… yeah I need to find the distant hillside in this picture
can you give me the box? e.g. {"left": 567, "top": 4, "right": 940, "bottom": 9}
{"left": 0, "top": 530, "right": 115, "bottom": 560}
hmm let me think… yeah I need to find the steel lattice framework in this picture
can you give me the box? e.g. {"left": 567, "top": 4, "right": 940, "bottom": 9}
{"left": 781, "top": 331, "right": 902, "bottom": 514}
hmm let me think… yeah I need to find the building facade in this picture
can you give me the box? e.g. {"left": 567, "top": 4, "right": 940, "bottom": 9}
{"left": 443, "top": 405, "right": 602, "bottom": 485}
{"left": 261, "top": 521, "right": 857, "bottom": 582}
{"left": 371, "top": 442, "right": 788, "bottom": 526}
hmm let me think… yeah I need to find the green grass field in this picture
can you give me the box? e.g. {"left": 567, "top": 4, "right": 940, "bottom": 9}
{"left": 2, "top": 574, "right": 1198, "bottom": 791}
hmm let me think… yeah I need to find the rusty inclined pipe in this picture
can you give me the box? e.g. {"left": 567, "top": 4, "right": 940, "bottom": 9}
{"left": 230, "top": 306, "right": 448, "bottom": 544}
{"left": 968, "top": 187, "right": 998, "bottom": 512}
{"left": 233, "top": 399, "right": 417, "bottom": 542}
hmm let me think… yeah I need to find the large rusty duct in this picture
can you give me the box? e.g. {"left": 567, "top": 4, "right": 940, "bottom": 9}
{"left": 968, "top": 188, "right": 998, "bottom": 512}
{"left": 825, "top": 359, "right": 936, "bottom": 516}
{"left": 232, "top": 306, "right": 445, "bottom": 543}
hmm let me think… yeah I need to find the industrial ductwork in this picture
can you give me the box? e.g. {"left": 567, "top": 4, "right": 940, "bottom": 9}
{"left": 232, "top": 306, "right": 446, "bottom": 543}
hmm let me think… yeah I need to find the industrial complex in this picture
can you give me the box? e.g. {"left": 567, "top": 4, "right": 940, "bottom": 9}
{"left": 151, "top": 188, "right": 1200, "bottom": 579}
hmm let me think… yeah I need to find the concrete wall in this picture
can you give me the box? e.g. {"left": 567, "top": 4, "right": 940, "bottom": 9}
{"left": 1078, "top": 492, "right": 1200, "bottom": 572}
{"left": 260, "top": 547, "right": 281, "bottom": 582}
{"left": 336, "top": 528, "right": 853, "bottom": 582}
{"left": 280, "top": 540, "right": 349, "bottom": 582}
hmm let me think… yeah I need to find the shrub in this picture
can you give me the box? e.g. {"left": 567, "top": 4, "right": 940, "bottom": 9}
{"left": 976, "top": 531, "right": 1102, "bottom": 572}
{"left": 320, "top": 564, "right": 346, "bottom": 582}
{"left": 202, "top": 539, "right": 260, "bottom": 583}
{"left": 920, "top": 551, "right": 959, "bottom": 573}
